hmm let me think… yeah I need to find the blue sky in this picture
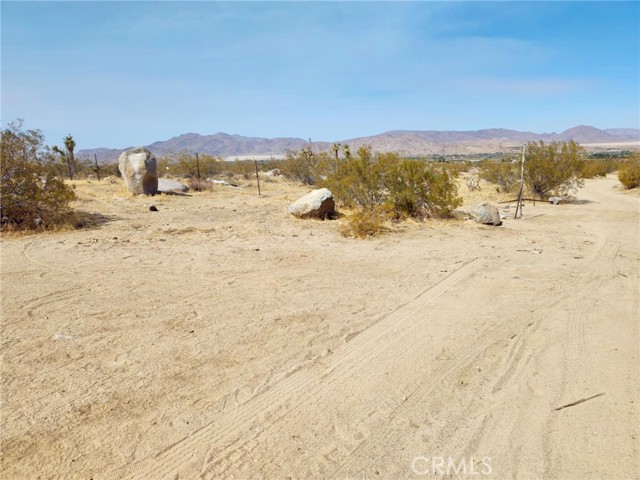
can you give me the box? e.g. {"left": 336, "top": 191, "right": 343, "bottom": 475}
{"left": 2, "top": 1, "right": 639, "bottom": 149}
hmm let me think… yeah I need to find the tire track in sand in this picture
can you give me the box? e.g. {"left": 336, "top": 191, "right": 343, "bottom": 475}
{"left": 22, "top": 239, "right": 76, "bottom": 276}
{"left": 107, "top": 258, "right": 480, "bottom": 480}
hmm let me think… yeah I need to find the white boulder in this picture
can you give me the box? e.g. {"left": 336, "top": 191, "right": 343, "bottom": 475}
{"left": 288, "top": 188, "right": 336, "bottom": 219}
{"left": 118, "top": 147, "right": 158, "bottom": 195}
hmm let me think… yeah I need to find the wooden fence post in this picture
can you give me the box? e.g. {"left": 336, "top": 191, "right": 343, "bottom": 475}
{"left": 255, "top": 160, "right": 261, "bottom": 196}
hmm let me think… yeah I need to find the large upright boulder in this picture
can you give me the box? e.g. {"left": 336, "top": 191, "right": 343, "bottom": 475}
{"left": 471, "top": 202, "right": 502, "bottom": 226}
{"left": 118, "top": 147, "right": 158, "bottom": 195}
{"left": 288, "top": 188, "right": 336, "bottom": 219}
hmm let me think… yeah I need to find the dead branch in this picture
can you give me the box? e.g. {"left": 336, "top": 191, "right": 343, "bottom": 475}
{"left": 553, "top": 393, "right": 605, "bottom": 412}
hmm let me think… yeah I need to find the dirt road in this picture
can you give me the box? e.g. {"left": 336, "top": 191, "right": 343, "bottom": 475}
{"left": 1, "top": 176, "right": 638, "bottom": 479}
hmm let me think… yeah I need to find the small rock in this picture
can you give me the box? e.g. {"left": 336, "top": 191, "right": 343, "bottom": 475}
{"left": 149, "top": 205, "right": 158, "bottom": 212}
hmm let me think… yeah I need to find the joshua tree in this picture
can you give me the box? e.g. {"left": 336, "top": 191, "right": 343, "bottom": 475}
{"left": 332, "top": 143, "right": 341, "bottom": 162}
{"left": 342, "top": 144, "right": 351, "bottom": 160}
{"left": 53, "top": 134, "right": 76, "bottom": 180}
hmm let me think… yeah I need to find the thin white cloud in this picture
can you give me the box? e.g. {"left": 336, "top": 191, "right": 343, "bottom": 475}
{"left": 452, "top": 77, "right": 594, "bottom": 96}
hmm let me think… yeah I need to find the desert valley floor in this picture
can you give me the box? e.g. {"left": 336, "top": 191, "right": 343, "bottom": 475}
{"left": 1, "top": 174, "right": 638, "bottom": 479}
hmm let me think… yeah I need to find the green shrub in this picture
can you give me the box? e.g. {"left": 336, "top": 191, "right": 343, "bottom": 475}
{"left": 321, "top": 147, "right": 462, "bottom": 236}
{"left": 279, "top": 148, "right": 331, "bottom": 185}
{"left": 223, "top": 160, "right": 257, "bottom": 179}
{"left": 618, "top": 157, "right": 640, "bottom": 189}
{"left": 524, "top": 140, "right": 585, "bottom": 198}
{"left": 1, "top": 121, "right": 76, "bottom": 230}
{"left": 580, "top": 159, "right": 617, "bottom": 179}
{"left": 384, "top": 157, "right": 462, "bottom": 219}
{"left": 321, "top": 147, "right": 390, "bottom": 208}
{"left": 158, "top": 151, "right": 223, "bottom": 178}
{"left": 479, "top": 160, "right": 520, "bottom": 193}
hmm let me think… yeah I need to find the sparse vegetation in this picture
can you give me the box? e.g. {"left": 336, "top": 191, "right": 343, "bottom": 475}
{"left": 617, "top": 155, "right": 640, "bottom": 189}
{"left": 157, "top": 151, "right": 223, "bottom": 178}
{"left": 1, "top": 120, "right": 77, "bottom": 230}
{"left": 224, "top": 160, "right": 258, "bottom": 180}
{"left": 321, "top": 146, "right": 462, "bottom": 236}
{"left": 580, "top": 158, "right": 618, "bottom": 179}
{"left": 339, "top": 206, "right": 388, "bottom": 238}
{"left": 279, "top": 147, "right": 326, "bottom": 185}
{"left": 465, "top": 174, "right": 481, "bottom": 191}
{"left": 524, "top": 140, "right": 585, "bottom": 199}
{"left": 478, "top": 159, "right": 520, "bottom": 193}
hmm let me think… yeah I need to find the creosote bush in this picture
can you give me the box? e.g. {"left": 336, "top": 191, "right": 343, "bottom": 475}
{"left": 320, "top": 147, "right": 462, "bottom": 236}
{"left": 280, "top": 148, "right": 330, "bottom": 185}
{"left": 524, "top": 140, "right": 585, "bottom": 199}
{"left": 580, "top": 158, "right": 618, "bottom": 179}
{"left": 1, "top": 121, "right": 77, "bottom": 230}
{"left": 617, "top": 156, "right": 640, "bottom": 189}
{"left": 479, "top": 159, "right": 519, "bottom": 193}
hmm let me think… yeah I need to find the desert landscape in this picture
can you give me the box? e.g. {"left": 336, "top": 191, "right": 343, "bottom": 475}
{"left": 1, "top": 173, "right": 638, "bottom": 479}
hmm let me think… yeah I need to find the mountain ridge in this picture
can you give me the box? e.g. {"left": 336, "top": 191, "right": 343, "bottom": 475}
{"left": 78, "top": 125, "right": 640, "bottom": 163}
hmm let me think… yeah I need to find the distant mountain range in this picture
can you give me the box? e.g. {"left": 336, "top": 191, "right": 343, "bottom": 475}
{"left": 78, "top": 125, "right": 640, "bottom": 163}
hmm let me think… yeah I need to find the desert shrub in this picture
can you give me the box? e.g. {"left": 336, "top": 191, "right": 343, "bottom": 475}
{"left": 279, "top": 147, "right": 328, "bottom": 185}
{"left": 1, "top": 120, "right": 76, "bottom": 230}
{"left": 160, "top": 151, "right": 223, "bottom": 178}
{"left": 524, "top": 140, "right": 585, "bottom": 198}
{"left": 321, "top": 147, "right": 390, "bottom": 208}
{"left": 479, "top": 160, "right": 520, "bottom": 193}
{"left": 224, "top": 160, "right": 256, "bottom": 179}
{"left": 321, "top": 147, "right": 461, "bottom": 235}
{"left": 384, "top": 157, "right": 462, "bottom": 219}
{"left": 618, "top": 156, "right": 640, "bottom": 189}
{"left": 339, "top": 206, "right": 387, "bottom": 238}
{"left": 580, "top": 159, "right": 617, "bottom": 179}
{"left": 111, "top": 162, "right": 122, "bottom": 177}
{"left": 465, "top": 175, "right": 481, "bottom": 191}
{"left": 443, "top": 161, "right": 472, "bottom": 175}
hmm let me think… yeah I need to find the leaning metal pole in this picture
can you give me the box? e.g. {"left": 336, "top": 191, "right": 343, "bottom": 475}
{"left": 514, "top": 144, "right": 526, "bottom": 219}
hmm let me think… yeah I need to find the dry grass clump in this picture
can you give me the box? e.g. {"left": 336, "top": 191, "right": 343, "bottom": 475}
{"left": 339, "top": 207, "right": 388, "bottom": 238}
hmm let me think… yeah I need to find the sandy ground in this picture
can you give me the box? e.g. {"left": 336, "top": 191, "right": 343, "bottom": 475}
{"left": 1, "top": 175, "right": 638, "bottom": 479}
